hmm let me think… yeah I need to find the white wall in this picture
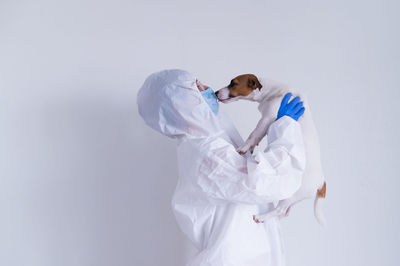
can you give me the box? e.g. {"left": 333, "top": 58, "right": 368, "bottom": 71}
{"left": 1, "top": 0, "right": 399, "bottom": 265}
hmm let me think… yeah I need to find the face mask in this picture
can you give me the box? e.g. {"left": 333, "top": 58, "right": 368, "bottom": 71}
{"left": 200, "top": 88, "right": 219, "bottom": 115}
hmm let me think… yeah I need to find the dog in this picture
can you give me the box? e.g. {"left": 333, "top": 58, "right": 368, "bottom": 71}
{"left": 215, "top": 74, "right": 327, "bottom": 225}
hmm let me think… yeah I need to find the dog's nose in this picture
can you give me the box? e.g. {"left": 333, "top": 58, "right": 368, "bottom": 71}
{"left": 215, "top": 90, "right": 219, "bottom": 97}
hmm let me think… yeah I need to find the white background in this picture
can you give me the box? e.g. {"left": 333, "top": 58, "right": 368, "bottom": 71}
{"left": 1, "top": 0, "right": 399, "bottom": 265}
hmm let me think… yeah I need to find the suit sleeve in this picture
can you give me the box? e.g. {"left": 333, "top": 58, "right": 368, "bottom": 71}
{"left": 196, "top": 116, "right": 306, "bottom": 204}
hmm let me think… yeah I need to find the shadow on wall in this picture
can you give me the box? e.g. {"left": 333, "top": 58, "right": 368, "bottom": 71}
{"left": 5, "top": 93, "right": 186, "bottom": 266}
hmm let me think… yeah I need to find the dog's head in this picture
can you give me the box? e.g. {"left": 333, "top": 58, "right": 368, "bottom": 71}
{"left": 216, "top": 74, "right": 262, "bottom": 103}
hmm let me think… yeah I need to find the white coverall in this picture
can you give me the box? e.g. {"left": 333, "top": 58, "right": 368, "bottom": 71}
{"left": 137, "top": 69, "right": 306, "bottom": 266}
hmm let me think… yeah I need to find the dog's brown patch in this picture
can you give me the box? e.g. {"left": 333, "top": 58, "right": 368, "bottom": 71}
{"left": 317, "top": 182, "right": 326, "bottom": 198}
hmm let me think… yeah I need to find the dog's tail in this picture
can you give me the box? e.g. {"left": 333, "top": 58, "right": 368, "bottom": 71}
{"left": 314, "top": 181, "right": 327, "bottom": 226}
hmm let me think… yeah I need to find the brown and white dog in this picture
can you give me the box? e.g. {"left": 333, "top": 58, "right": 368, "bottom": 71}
{"left": 215, "top": 74, "right": 327, "bottom": 225}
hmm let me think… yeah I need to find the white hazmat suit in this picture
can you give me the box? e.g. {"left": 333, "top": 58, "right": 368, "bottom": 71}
{"left": 137, "top": 69, "right": 306, "bottom": 266}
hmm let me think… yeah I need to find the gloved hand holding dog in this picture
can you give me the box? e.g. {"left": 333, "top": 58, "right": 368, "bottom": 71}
{"left": 277, "top": 93, "right": 305, "bottom": 121}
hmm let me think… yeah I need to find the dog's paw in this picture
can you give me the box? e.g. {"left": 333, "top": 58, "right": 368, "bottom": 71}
{"left": 237, "top": 143, "right": 256, "bottom": 155}
{"left": 249, "top": 145, "right": 255, "bottom": 154}
{"left": 253, "top": 214, "right": 265, "bottom": 223}
{"left": 278, "top": 206, "right": 292, "bottom": 219}
{"left": 237, "top": 147, "right": 248, "bottom": 155}
{"left": 237, "top": 144, "right": 250, "bottom": 155}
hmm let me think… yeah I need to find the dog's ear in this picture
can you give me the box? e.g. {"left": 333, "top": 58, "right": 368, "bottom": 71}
{"left": 247, "top": 75, "right": 262, "bottom": 90}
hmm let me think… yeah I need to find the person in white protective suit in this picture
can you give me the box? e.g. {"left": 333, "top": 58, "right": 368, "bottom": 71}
{"left": 137, "top": 69, "right": 306, "bottom": 266}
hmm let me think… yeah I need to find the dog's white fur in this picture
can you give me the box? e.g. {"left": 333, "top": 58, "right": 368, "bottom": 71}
{"left": 217, "top": 77, "right": 326, "bottom": 225}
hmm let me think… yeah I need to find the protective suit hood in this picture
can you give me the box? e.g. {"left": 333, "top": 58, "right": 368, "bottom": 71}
{"left": 137, "top": 69, "right": 223, "bottom": 139}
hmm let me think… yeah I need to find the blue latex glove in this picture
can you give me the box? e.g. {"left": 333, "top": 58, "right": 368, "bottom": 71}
{"left": 277, "top": 93, "right": 305, "bottom": 121}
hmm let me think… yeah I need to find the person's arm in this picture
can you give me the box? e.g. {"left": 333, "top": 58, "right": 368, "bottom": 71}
{"left": 196, "top": 115, "right": 306, "bottom": 205}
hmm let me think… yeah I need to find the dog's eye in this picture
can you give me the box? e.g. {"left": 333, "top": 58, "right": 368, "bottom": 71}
{"left": 229, "top": 80, "right": 237, "bottom": 88}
